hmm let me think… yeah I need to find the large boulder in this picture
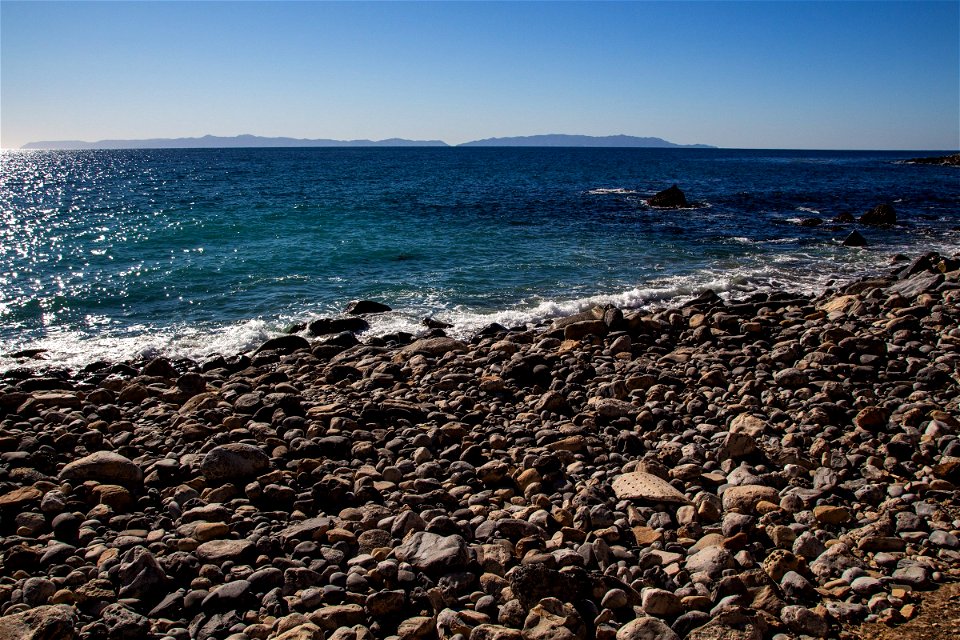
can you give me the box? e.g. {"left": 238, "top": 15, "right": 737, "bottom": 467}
{"left": 648, "top": 184, "right": 688, "bottom": 208}
{"left": 200, "top": 443, "right": 270, "bottom": 483}
{"left": 59, "top": 451, "right": 143, "bottom": 486}
{"left": 858, "top": 203, "right": 896, "bottom": 225}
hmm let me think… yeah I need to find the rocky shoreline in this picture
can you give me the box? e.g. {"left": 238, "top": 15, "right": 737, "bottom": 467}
{"left": 1, "top": 251, "right": 959, "bottom": 640}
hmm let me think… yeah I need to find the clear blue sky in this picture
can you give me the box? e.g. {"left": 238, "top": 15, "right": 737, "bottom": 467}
{"left": 2, "top": 1, "right": 958, "bottom": 149}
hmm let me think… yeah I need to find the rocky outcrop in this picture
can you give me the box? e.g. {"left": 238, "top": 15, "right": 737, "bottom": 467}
{"left": 647, "top": 184, "right": 688, "bottom": 208}
{"left": 859, "top": 203, "right": 897, "bottom": 225}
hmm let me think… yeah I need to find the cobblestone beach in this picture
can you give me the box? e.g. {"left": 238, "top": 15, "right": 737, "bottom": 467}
{"left": 1, "top": 251, "right": 959, "bottom": 640}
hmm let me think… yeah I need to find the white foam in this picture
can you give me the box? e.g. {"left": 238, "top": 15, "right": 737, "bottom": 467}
{"left": 586, "top": 188, "right": 638, "bottom": 195}
{"left": 0, "top": 317, "right": 274, "bottom": 372}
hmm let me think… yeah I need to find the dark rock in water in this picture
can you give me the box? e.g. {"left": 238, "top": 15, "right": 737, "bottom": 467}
{"left": 284, "top": 321, "right": 307, "bottom": 334}
{"left": 344, "top": 300, "right": 392, "bottom": 315}
{"left": 896, "top": 251, "right": 940, "bottom": 278}
{"left": 475, "top": 322, "right": 509, "bottom": 337}
{"left": 859, "top": 203, "right": 896, "bottom": 225}
{"left": 900, "top": 153, "right": 960, "bottom": 166}
{"left": 682, "top": 289, "right": 723, "bottom": 309}
{"left": 254, "top": 334, "right": 310, "bottom": 354}
{"left": 648, "top": 184, "right": 689, "bottom": 208}
{"left": 799, "top": 217, "right": 823, "bottom": 227}
{"left": 423, "top": 317, "right": 453, "bottom": 329}
{"left": 308, "top": 316, "right": 369, "bottom": 336}
{"left": 833, "top": 212, "right": 855, "bottom": 223}
{"left": 7, "top": 348, "right": 48, "bottom": 359}
{"left": 843, "top": 230, "right": 868, "bottom": 247}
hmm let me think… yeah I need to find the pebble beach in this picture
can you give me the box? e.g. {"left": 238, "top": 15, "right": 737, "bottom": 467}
{"left": 1, "top": 251, "right": 959, "bottom": 640}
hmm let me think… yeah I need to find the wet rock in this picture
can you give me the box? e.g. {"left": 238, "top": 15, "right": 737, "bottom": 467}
{"left": 859, "top": 203, "right": 897, "bottom": 225}
{"left": 843, "top": 230, "right": 868, "bottom": 247}
{"left": 256, "top": 334, "right": 311, "bottom": 354}
{"left": 648, "top": 185, "right": 688, "bottom": 209}
{"left": 344, "top": 300, "right": 392, "bottom": 315}
{"left": 309, "top": 317, "right": 370, "bottom": 336}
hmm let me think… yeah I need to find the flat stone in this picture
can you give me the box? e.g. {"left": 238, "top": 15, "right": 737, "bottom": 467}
{"left": 195, "top": 538, "right": 254, "bottom": 563}
{"left": 612, "top": 472, "right": 689, "bottom": 504}
{"left": 0, "top": 486, "right": 43, "bottom": 508}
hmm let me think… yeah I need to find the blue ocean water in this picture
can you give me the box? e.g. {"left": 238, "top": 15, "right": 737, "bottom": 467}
{"left": 1, "top": 147, "right": 957, "bottom": 369}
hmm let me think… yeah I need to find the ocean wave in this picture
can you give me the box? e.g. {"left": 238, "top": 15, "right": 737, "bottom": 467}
{"left": 0, "top": 256, "right": 902, "bottom": 373}
{"left": 586, "top": 188, "right": 638, "bottom": 195}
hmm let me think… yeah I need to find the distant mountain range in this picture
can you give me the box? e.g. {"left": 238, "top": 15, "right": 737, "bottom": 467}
{"left": 20, "top": 134, "right": 448, "bottom": 150}
{"left": 21, "top": 133, "right": 714, "bottom": 150}
{"left": 459, "top": 134, "right": 713, "bottom": 148}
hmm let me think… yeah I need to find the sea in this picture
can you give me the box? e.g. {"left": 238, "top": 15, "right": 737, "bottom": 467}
{"left": 1, "top": 147, "right": 957, "bottom": 371}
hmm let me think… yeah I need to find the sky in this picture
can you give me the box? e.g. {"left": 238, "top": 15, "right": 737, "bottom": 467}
{"left": 1, "top": 1, "right": 958, "bottom": 150}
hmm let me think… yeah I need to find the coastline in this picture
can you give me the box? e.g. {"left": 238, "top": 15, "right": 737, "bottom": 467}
{"left": 1, "top": 252, "right": 959, "bottom": 639}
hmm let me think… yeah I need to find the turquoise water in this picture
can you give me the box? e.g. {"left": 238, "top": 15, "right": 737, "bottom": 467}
{"left": 1, "top": 147, "right": 957, "bottom": 369}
